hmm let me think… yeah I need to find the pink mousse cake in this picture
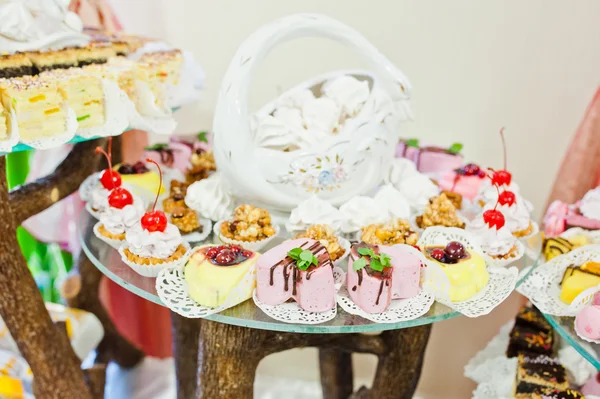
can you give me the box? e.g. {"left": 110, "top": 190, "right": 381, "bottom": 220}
{"left": 438, "top": 164, "right": 486, "bottom": 201}
{"left": 346, "top": 243, "right": 422, "bottom": 314}
{"left": 575, "top": 292, "right": 600, "bottom": 341}
{"left": 566, "top": 213, "right": 600, "bottom": 230}
{"left": 396, "top": 140, "right": 464, "bottom": 176}
{"left": 144, "top": 141, "right": 192, "bottom": 174}
{"left": 256, "top": 238, "right": 335, "bottom": 312}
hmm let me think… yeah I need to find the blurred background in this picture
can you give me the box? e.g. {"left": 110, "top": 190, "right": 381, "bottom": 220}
{"left": 109, "top": 1, "right": 600, "bottom": 397}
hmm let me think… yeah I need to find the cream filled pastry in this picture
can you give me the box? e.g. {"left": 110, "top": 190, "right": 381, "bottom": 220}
{"left": 339, "top": 196, "right": 388, "bottom": 234}
{"left": 256, "top": 238, "right": 335, "bottom": 312}
{"left": 425, "top": 241, "right": 489, "bottom": 302}
{"left": 286, "top": 195, "right": 346, "bottom": 233}
{"left": 185, "top": 244, "right": 258, "bottom": 307}
{"left": 347, "top": 243, "right": 421, "bottom": 313}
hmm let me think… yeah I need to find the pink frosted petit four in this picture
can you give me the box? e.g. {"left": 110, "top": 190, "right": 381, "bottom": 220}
{"left": 396, "top": 139, "right": 464, "bottom": 176}
{"left": 438, "top": 164, "right": 486, "bottom": 201}
{"left": 256, "top": 238, "right": 335, "bottom": 312}
{"left": 144, "top": 141, "right": 192, "bottom": 174}
{"left": 347, "top": 243, "right": 421, "bottom": 314}
{"left": 575, "top": 304, "right": 600, "bottom": 341}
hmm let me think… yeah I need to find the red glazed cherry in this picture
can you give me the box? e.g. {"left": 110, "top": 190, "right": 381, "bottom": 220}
{"left": 141, "top": 159, "right": 168, "bottom": 233}
{"left": 463, "top": 163, "right": 480, "bottom": 176}
{"left": 498, "top": 190, "right": 516, "bottom": 207}
{"left": 444, "top": 241, "right": 465, "bottom": 261}
{"left": 95, "top": 141, "right": 122, "bottom": 190}
{"left": 229, "top": 245, "right": 242, "bottom": 255}
{"left": 430, "top": 248, "right": 445, "bottom": 261}
{"left": 242, "top": 250, "right": 253, "bottom": 258}
{"left": 206, "top": 247, "right": 219, "bottom": 258}
{"left": 215, "top": 250, "right": 235, "bottom": 265}
{"left": 477, "top": 170, "right": 487, "bottom": 178}
{"left": 483, "top": 209, "right": 505, "bottom": 230}
{"left": 108, "top": 187, "right": 133, "bottom": 209}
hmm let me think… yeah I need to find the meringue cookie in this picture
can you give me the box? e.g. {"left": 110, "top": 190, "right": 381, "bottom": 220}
{"left": 373, "top": 184, "right": 411, "bottom": 220}
{"left": 185, "top": 173, "right": 235, "bottom": 221}
{"left": 580, "top": 187, "right": 600, "bottom": 220}
{"left": 302, "top": 97, "right": 340, "bottom": 133}
{"left": 384, "top": 157, "right": 419, "bottom": 187}
{"left": 468, "top": 215, "right": 517, "bottom": 257}
{"left": 100, "top": 200, "right": 145, "bottom": 236}
{"left": 286, "top": 195, "right": 346, "bottom": 233}
{"left": 277, "top": 88, "right": 315, "bottom": 109}
{"left": 125, "top": 222, "right": 182, "bottom": 260}
{"left": 273, "top": 107, "right": 304, "bottom": 131}
{"left": 322, "top": 75, "right": 370, "bottom": 117}
{"left": 395, "top": 173, "right": 439, "bottom": 213}
{"left": 338, "top": 196, "right": 389, "bottom": 233}
{"left": 253, "top": 114, "right": 301, "bottom": 151}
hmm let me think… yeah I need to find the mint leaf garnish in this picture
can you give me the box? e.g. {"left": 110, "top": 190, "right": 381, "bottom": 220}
{"left": 405, "top": 138, "right": 419, "bottom": 148}
{"left": 448, "top": 142, "right": 463, "bottom": 154}
{"left": 144, "top": 143, "right": 169, "bottom": 151}
{"left": 370, "top": 258, "right": 384, "bottom": 272}
{"left": 358, "top": 247, "right": 373, "bottom": 257}
{"left": 197, "top": 131, "right": 208, "bottom": 143}
{"left": 287, "top": 248, "right": 302, "bottom": 259}
{"left": 287, "top": 247, "right": 317, "bottom": 270}
{"left": 353, "top": 258, "right": 367, "bottom": 271}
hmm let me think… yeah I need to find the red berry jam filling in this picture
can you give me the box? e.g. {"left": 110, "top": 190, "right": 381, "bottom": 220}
{"left": 118, "top": 161, "right": 149, "bottom": 175}
{"left": 202, "top": 245, "right": 252, "bottom": 266}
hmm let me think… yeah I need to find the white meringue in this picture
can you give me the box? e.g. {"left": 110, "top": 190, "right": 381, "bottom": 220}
{"left": 253, "top": 114, "right": 301, "bottom": 151}
{"left": 286, "top": 195, "right": 346, "bottom": 233}
{"left": 100, "top": 200, "right": 145, "bottom": 236}
{"left": 322, "top": 75, "right": 370, "bottom": 117}
{"left": 125, "top": 222, "right": 182, "bottom": 260}
{"left": 338, "top": 196, "right": 389, "bottom": 233}
{"left": 468, "top": 215, "right": 517, "bottom": 257}
{"left": 90, "top": 186, "right": 110, "bottom": 213}
{"left": 373, "top": 184, "right": 411, "bottom": 220}
{"left": 302, "top": 97, "right": 341, "bottom": 133}
{"left": 579, "top": 187, "right": 600, "bottom": 220}
{"left": 384, "top": 157, "right": 419, "bottom": 186}
{"left": 185, "top": 173, "right": 235, "bottom": 221}
{"left": 277, "top": 88, "right": 315, "bottom": 109}
{"left": 384, "top": 159, "right": 439, "bottom": 213}
{"left": 273, "top": 107, "right": 304, "bottom": 131}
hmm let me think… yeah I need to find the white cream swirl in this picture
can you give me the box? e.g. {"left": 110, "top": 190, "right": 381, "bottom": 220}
{"left": 90, "top": 186, "right": 109, "bottom": 213}
{"left": 385, "top": 159, "right": 439, "bottom": 213}
{"left": 185, "top": 173, "right": 235, "bottom": 221}
{"left": 579, "top": 187, "right": 600, "bottom": 220}
{"left": 339, "top": 196, "right": 389, "bottom": 233}
{"left": 286, "top": 195, "right": 346, "bottom": 233}
{"left": 483, "top": 196, "right": 531, "bottom": 233}
{"left": 125, "top": 222, "right": 182, "bottom": 260}
{"left": 100, "top": 200, "right": 145, "bottom": 236}
{"left": 477, "top": 180, "right": 520, "bottom": 206}
{"left": 372, "top": 184, "right": 411, "bottom": 220}
{"left": 322, "top": 75, "right": 370, "bottom": 117}
{"left": 468, "top": 214, "right": 516, "bottom": 257}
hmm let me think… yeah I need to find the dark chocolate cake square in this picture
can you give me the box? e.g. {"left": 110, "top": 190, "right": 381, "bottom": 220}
{"left": 532, "top": 388, "right": 584, "bottom": 399}
{"left": 515, "top": 306, "right": 552, "bottom": 333}
{"left": 507, "top": 324, "right": 554, "bottom": 358}
{"left": 514, "top": 354, "right": 569, "bottom": 397}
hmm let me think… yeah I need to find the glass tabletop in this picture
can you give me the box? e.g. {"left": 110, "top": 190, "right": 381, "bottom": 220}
{"left": 79, "top": 212, "right": 543, "bottom": 334}
{"left": 543, "top": 314, "right": 600, "bottom": 370}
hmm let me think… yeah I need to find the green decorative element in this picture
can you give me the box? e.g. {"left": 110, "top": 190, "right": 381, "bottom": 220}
{"left": 11, "top": 98, "right": 16, "bottom": 107}
{"left": 76, "top": 114, "right": 90, "bottom": 122}
{"left": 405, "top": 138, "right": 419, "bottom": 148}
{"left": 144, "top": 143, "right": 169, "bottom": 151}
{"left": 447, "top": 142, "right": 463, "bottom": 154}
{"left": 355, "top": 247, "right": 392, "bottom": 272}
{"left": 287, "top": 247, "right": 318, "bottom": 271}
{"left": 197, "top": 131, "right": 208, "bottom": 143}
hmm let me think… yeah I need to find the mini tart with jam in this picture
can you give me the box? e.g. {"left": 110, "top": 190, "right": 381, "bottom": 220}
{"left": 424, "top": 241, "right": 488, "bottom": 302}
{"left": 184, "top": 244, "right": 258, "bottom": 307}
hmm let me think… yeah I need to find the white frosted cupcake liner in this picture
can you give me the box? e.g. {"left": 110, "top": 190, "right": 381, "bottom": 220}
{"left": 155, "top": 262, "right": 257, "bottom": 318}
{"left": 482, "top": 240, "right": 526, "bottom": 268}
{"left": 213, "top": 220, "right": 280, "bottom": 252}
{"left": 517, "top": 245, "right": 600, "bottom": 316}
{"left": 514, "top": 221, "right": 539, "bottom": 241}
{"left": 181, "top": 218, "right": 212, "bottom": 243}
{"left": 119, "top": 241, "right": 191, "bottom": 277}
{"left": 85, "top": 201, "right": 103, "bottom": 220}
{"left": 92, "top": 222, "right": 124, "bottom": 249}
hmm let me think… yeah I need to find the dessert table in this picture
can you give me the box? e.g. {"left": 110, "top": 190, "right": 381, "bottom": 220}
{"left": 79, "top": 210, "right": 543, "bottom": 398}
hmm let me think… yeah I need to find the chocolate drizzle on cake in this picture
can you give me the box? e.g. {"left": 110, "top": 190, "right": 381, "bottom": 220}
{"left": 350, "top": 243, "right": 392, "bottom": 283}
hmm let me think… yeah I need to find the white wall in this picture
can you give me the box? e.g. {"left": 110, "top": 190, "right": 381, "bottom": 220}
{"left": 117, "top": 1, "right": 600, "bottom": 397}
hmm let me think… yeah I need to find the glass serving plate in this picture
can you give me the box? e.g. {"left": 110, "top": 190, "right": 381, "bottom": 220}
{"left": 79, "top": 212, "right": 543, "bottom": 334}
{"left": 543, "top": 314, "right": 600, "bottom": 370}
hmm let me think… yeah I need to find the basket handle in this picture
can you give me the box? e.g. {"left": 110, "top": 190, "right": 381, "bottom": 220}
{"left": 214, "top": 14, "right": 412, "bottom": 155}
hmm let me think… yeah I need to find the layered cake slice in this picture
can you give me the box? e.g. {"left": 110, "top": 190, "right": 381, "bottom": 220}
{"left": 0, "top": 53, "right": 33, "bottom": 78}
{"left": 185, "top": 244, "right": 258, "bottom": 307}
{"left": 82, "top": 62, "right": 138, "bottom": 103}
{"left": 424, "top": 241, "right": 488, "bottom": 302}
{"left": 0, "top": 101, "right": 7, "bottom": 140}
{"left": 514, "top": 354, "right": 569, "bottom": 398}
{"left": 0, "top": 77, "right": 67, "bottom": 141}
{"left": 256, "top": 238, "right": 335, "bottom": 312}
{"left": 347, "top": 243, "right": 421, "bottom": 313}
{"left": 559, "top": 261, "right": 600, "bottom": 304}
{"left": 72, "top": 43, "right": 116, "bottom": 66}
{"left": 40, "top": 69, "right": 105, "bottom": 129}
{"left": 506, "top": 324, "right": 554, "bottom": 358}
{"left": 140, "top": 50, "right": 184, "bottom": 86}
{"left": 25, "top": 49, "right": 78, "bottom": 74}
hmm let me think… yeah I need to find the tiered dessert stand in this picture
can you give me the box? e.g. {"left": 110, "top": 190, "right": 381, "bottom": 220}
{"left": 543, "top": 314, "right": 600, "bottom": 370}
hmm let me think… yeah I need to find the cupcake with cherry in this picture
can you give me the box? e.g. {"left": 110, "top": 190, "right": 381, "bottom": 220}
{"left": 119, "top": 160, "right": 190, "bottom": 277}
{"left": 481, "top": 187, "right": 535, "bottom": 238}
{"left": 467, "top": 185, "right": 525, "bottom": 266}
{"left": 215, "top": 204, "right": 279, "bottom": 251}
{"left": 92, "top": 147, "right": 145, "bottom": 249}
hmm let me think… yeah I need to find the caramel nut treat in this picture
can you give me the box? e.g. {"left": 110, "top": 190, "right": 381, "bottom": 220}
{"left": 415, "top": 193, "right": 465, "bottom": 229}
{"left": 295, "top": 224, "right": 345, "bottom": 261}
{"left": 186, "top": 150, "right": 217, "bottom": 184}
{"left": 220, "top": 204, "right": 276, "bottom": 242}
{"left": 171, "top": 207, "right": 201, "bottom": 234}
{"left": 170, "top": 180, "right": 189, "bottom": 196}
{"left": 162, "top": 195, "right": 185, "bottom": 213}
{"left": 361, "top": 219, "right": 418, "bottom": 246}
{"left": 441, "top": 190, "right": 463, "bottom": 210}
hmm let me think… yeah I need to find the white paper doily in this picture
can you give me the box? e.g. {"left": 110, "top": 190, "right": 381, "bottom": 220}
{"left": 79, "top": 172, "right": 100, "bottom": 202}
{"left": 92, "top": 221, "right": 123, "bottom": 249}
{"left": 0, "top": 105, "right": 20, "bottom": 152}
{"left": 119, "top": 241, "right": 191, "bottom": 278}
{"left": 252, "top": 267, "right": 345, "bottom": 325}
{"left": 19, "top": 104, "right": 77, "bottom": 149}
{"left": 336, "top": 285, "right": 434, "bottom": 323}
{"left": 76, "top": 80, "right": 131, "bottom": 139}
{"left": 156, "top": 262, "right": 256, "bottom": 318}
{"left": 517, "top": 245, "right": 600, "bottom": 316}
{"left": 213, "top": 220, "right": 280, "bottom": 252}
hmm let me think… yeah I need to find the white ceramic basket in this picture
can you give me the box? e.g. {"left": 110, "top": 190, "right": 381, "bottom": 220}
{"left": 213, "top": 14, "right": 413, "bottom": 212}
